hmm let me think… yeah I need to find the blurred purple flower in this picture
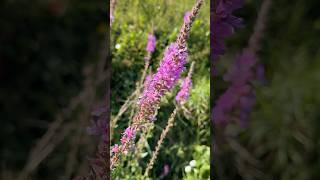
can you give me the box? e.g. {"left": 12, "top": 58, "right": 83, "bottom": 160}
{"left": 213, "top": 0, "right": 272, "bottom": 125}
{"left": 146, "top": 34, "right": 156, "bottom": 53}
{"left": 176, "top": 77, "right": 192, "bottom": 104}
{"left": 111, "top": 144, "right": 119, "bottom": 154}
{"left": 139, "top": 42, "right": 188, "bottom": 116}
{"left": 123, "top": 127, "right": 136, "bottom": 140}
{"left": 212, "top": 0, "right": 244, "bottom": 60}
{"left": 213, "top": 50, "right": 257, "bottom": 125}
{"left": 160, "top": 164, "right": 170, "bottom": 178}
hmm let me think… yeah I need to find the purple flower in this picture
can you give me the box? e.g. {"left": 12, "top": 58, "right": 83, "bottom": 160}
{"left": 120, "top": 136, "right": 128, "bottom": 144}
{"left": 123, "top": 127, "right": 136, "bottom": 140}
{"left": 213, "top": 0, "right": 272, "bottom": 125}
{"left": 146, "top": 34, "right": 156, "bottom": 53}
{"left": 139, "top": 43, "right": 188, "bottom": 117}
{"left": 184, "top": 11, "right": 192, "bottom": 23}
{"left": 112, "top": 43, "right": 188, "bottom": 168}
{"left": 213, "top": 50, "right": 257, "bottom": 125}
{"left": 223, "top": 49, "right": 257, "bottom": 85}
{"left": 120, "top": 127, "right": 136, "bottom": 145}
{"left": 212, "top": 0, "right": 244, "bottom": 60}
{"left": 111, "top": 144, "right": 120, "bottom": 153}
{"left": 176, "top": 77, "right": 192, "bottom": 103}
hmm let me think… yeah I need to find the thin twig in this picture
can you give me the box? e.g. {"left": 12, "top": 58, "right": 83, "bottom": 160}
{"left": 143, "top": 108, "right": 177, "bottom": 179}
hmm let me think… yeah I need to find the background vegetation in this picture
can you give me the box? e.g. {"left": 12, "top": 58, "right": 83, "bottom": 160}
{"left": 0, "top": 0, "right": 106, "bottom": 179}
{"left": 213, "top": 0, "right": 320, "bottom": 179}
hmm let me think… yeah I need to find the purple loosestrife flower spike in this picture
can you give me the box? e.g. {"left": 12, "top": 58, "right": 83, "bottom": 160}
{"left": 176, "top": 61, "right": 195, "bottom": 104}
{"left": 111, "top": 144, "right": 119, "bottom": 153}
{"left": 184, "top": 11, "right": 192, "bottom": 23}
{"left": 123, "top": 127, "right": 136, "bottom": 140}
{"left": 110, "top": 0, "right": 204, "bottom": 170}
{"left": 146, "top": 34, "right": 156, "bottom": 53}
{"left": 213, "top": 0, "right": 272, "bottom": 126}
{"left": 176, "top": 77, "right": 192, "bottom": 103}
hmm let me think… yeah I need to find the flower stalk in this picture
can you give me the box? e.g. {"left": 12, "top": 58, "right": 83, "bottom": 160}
{"left": 143, "top": 61, "right": 195, "bottom": 178}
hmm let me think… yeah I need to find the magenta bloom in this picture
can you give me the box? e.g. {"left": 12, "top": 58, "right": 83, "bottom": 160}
{"left": 123, "top": 127, "right": 136, "bottom": 139}
{"left": 176, "top": 77, "right": 192, "bottom": 103}
{"left": 146, "top": 34, "right": 156, "bottom": 53}
{"left": 120, "top": 127, "right": 136, "bottom": 145}
{"left": 184, "top": 11, "right": 192, "bottom": 23}
{"left": 112, "top": 144, "right": 119, "bottom": 153}
{"left": 152, "top": 43, "right": 187, "bottom": 90}
{"left": 140, "top": 43, "right": 188, "bottom": 119}
{"left": 112, "top": 42, "right": 188, "bottom": 168}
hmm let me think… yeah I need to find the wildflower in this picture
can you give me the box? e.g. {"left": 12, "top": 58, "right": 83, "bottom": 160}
{"left": 120, "top": 136, "right": 127, "bottom": 144}
{"left": 189, "top": 160, "right": 196, "bottom": 167}
{"left": 184, "top": 11, "right": 192, "bottom": 23}
{"left": 112, "top": 144, "right": 120, "bottom": 153}
{"left": 123, "top": 127, "right": 136, "bottom": 140}
{"left": 139, "top": 42, "right": 188, "bottom": 122}
{"left": 185, "top": 165, "right": 192, "bottom": 173}
{"left": 176, "top": 77, "right": 192, "bottom": 103}
{"left": 115, "top": 44, "right": 121, "bottom": 49}
{"left": 213, "top": 50, "right": 257, "bottom": 125}
{"left": 212, "top": 0, "right": 244, "bottom": 60}
{"left": 144, "top": 63, "right": 194, "bottom": 177}
{"left": 176, "top": 61, "right": 194, "bottom": 104}
{"left": 146, "top": 34, "right": 156, "bottom": 53}
{"left": 213, "top": 0, "right": 272, "bottom": 125}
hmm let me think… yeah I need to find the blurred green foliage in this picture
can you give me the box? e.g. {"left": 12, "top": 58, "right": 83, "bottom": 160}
{"left": 214, "top": 0, "right": 320, "bottom": 179}
{"left": 0, "top": 0, "right": 105, "bottom": 179}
